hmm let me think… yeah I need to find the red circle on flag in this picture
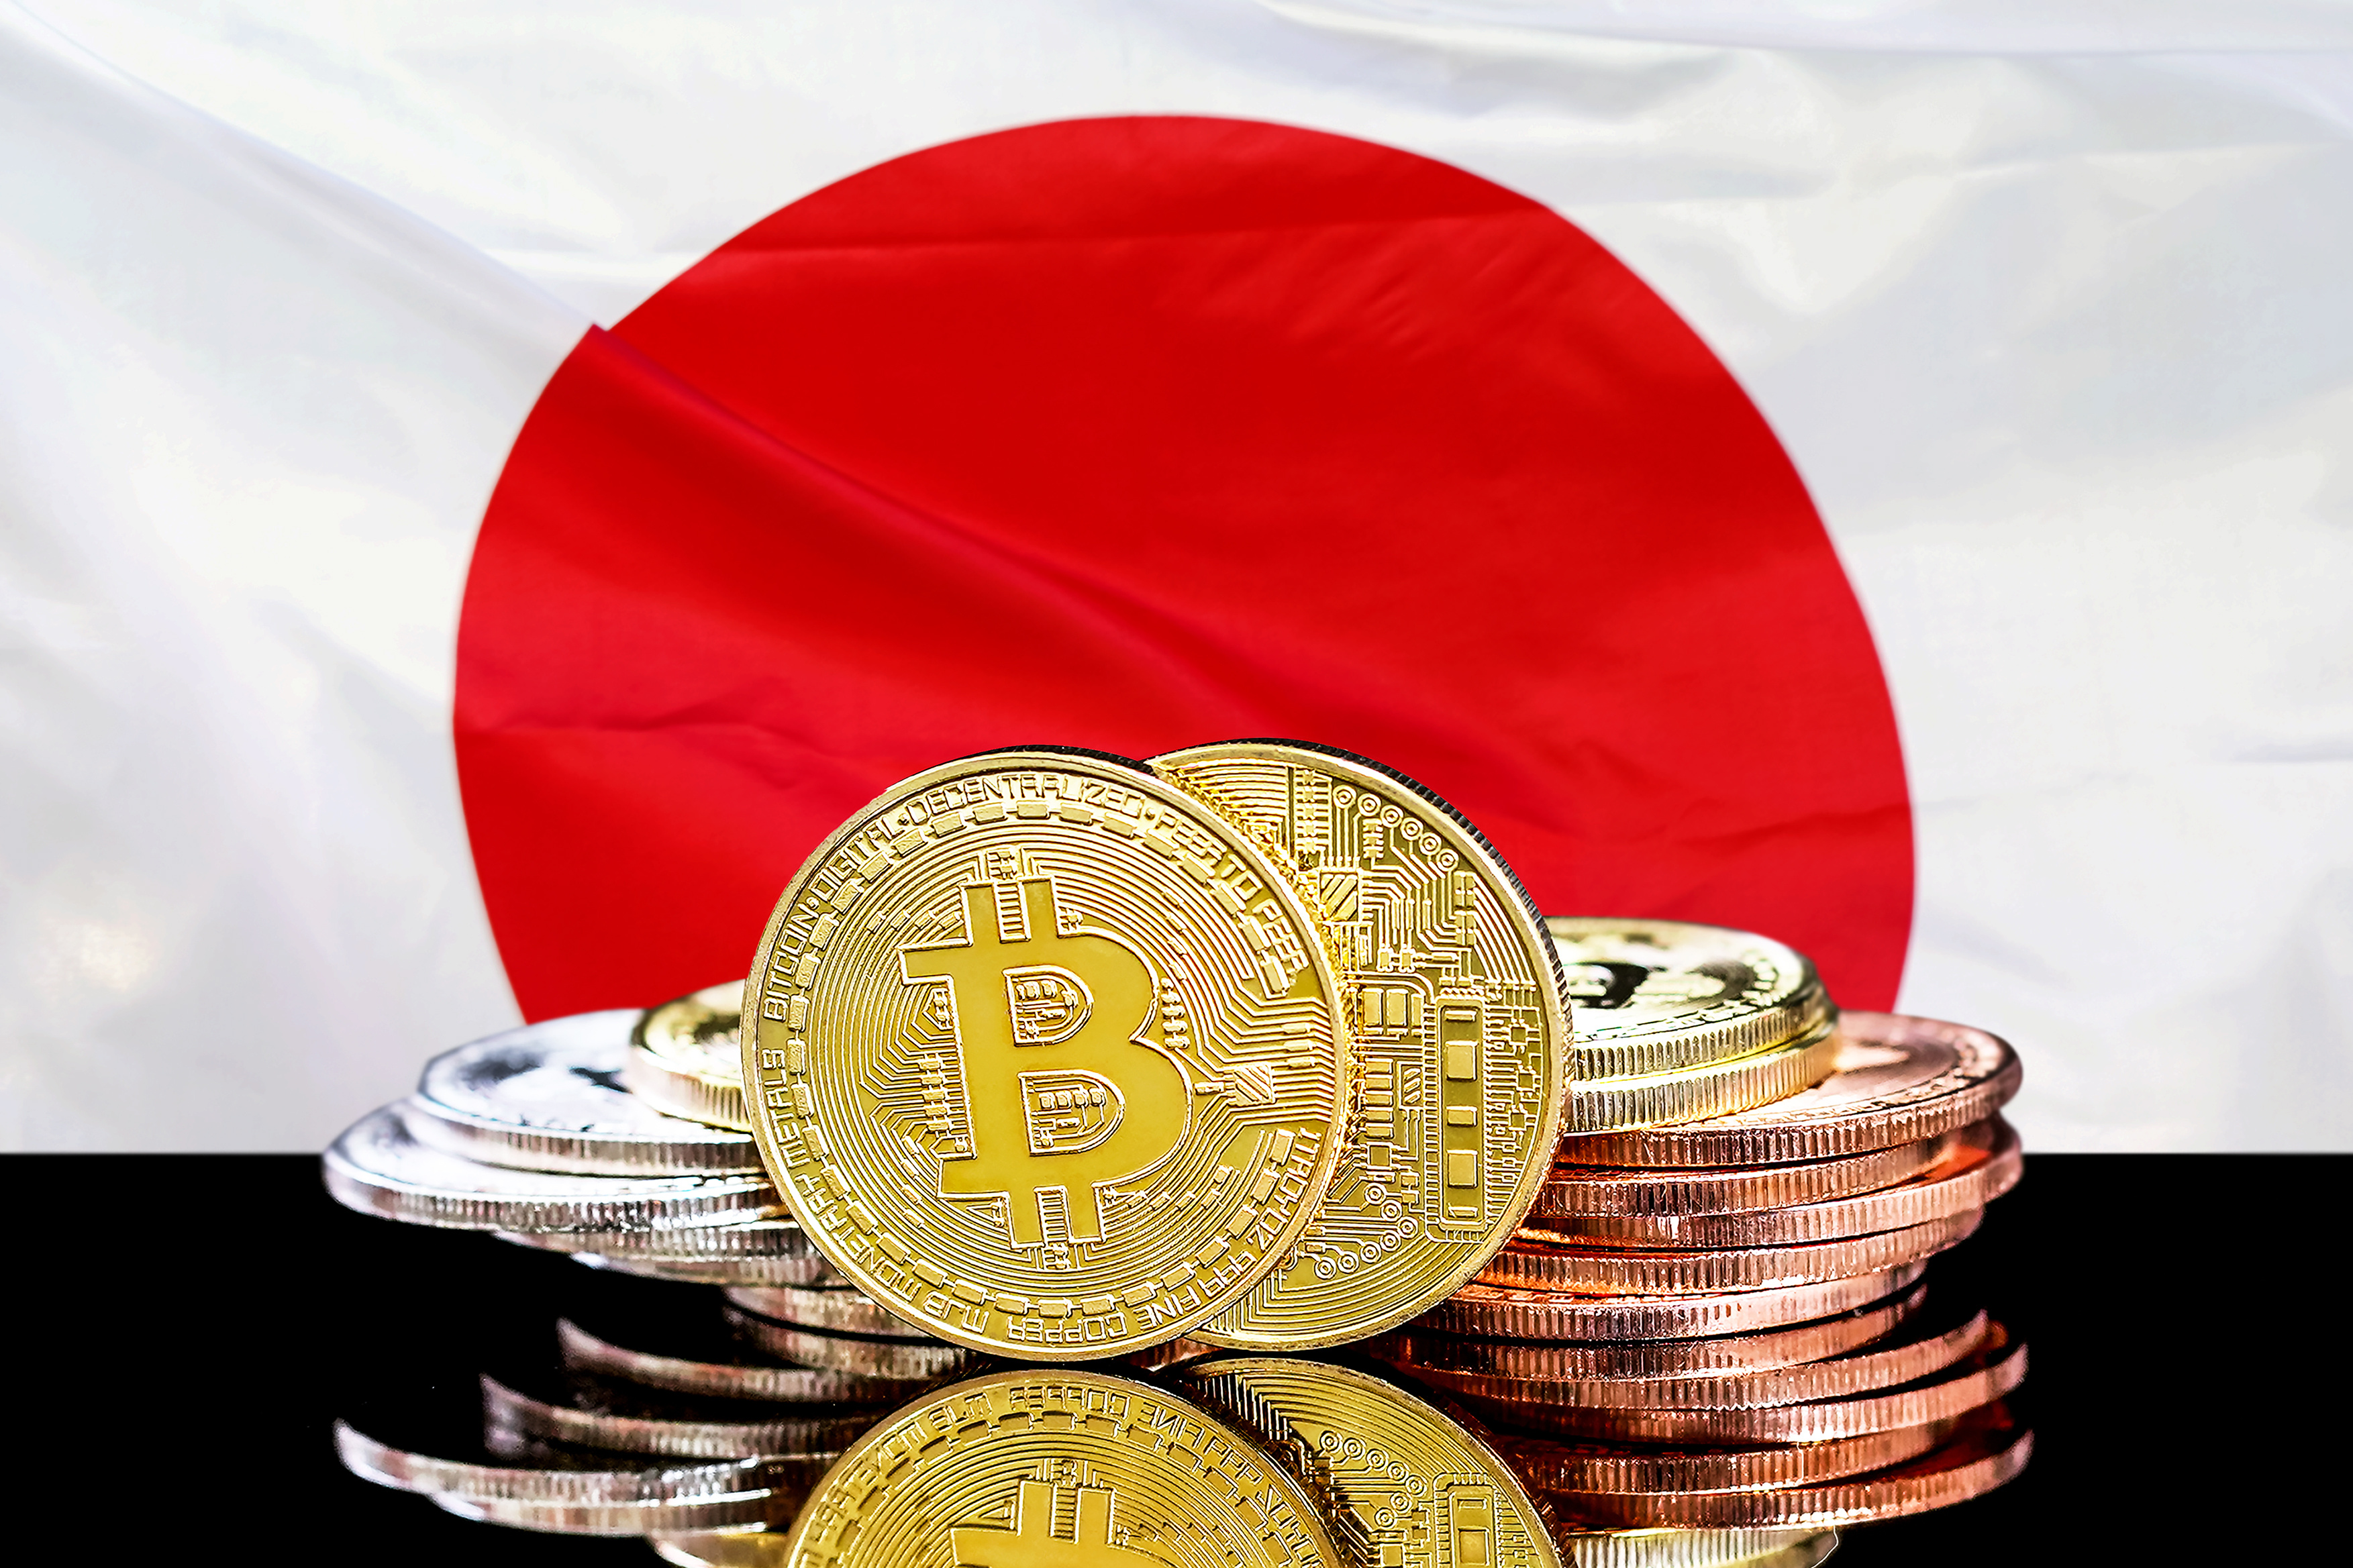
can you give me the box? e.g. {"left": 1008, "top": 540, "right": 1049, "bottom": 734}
{"left": 457, "top": 116, "right": 1911, "bottom": 1021}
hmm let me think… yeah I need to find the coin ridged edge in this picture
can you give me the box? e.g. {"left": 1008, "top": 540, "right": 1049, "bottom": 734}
{"left": 1534, "top": 1415, "right": 2030, "bottom": 1528}
{"left": 725, "top": 1304, "right": 977, "bottom": 1379}
{"left": 434, "top": 1489, "right": 788, "bottom": 1536}
{"left": 1481, "top": 1210, "right": 1982, "bottom": 1295}
{"left": 335, "top": 1418, "right": 772, "bottom": 1504}
{"left": 623, "top": 1043, "right": 754, "bottom": 1134}
{"left": 1374, "top": 1279, "right": 1924, "bottom": 1384}
{"left": 1504, "top": 1417, "right": 1956, "bottom": 1496}
{"left": 1562, "top": 1027, "right": 1840, "bottom": 1138}
{"left": 1568, "top": 986, "right": 1833, "bottom": 1081}
{"left": 1560, "top": 1014, "right": 2022, "bottom": 1166}
{"left": 494, "top": 1218, "right": 811, "bottom": 1259}
{"left": 725, "top": 1284, "right": 911, "bottom": 1339}
{"left": 556, "top": 1319, "right": 927, "bottom": 1405}
{"left": 403, "top": 1090, "right": 762, "bottom": 1176}
{"left": 1539, "top": 1130, "right": 1958, "bottom": 1219}
{"left": 1481, "top": 1328, "right": 2025, "bottom": 1444}
{"left": 1435, "top": 1310, "right": 1987, "bottom": 1410}
{"left": 1557, "top": 1121, "right": 2020, "bottom": 1248}
{"left": 1552, "top": 1530, "right": 1836, "bottom": 1568}
{"left": 322, "top": 1112, "right": 779, "bottom": 1235}
{"left": 481, "top": 1374, "right": 860, "bottom": 1461}
{"left": 1423, "top": 1263, "right": 1924, "bottom": 1342}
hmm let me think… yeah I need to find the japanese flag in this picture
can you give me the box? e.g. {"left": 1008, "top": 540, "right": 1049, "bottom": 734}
{"left": 5, "top": 2, "right": 2348, "bottom": 1151}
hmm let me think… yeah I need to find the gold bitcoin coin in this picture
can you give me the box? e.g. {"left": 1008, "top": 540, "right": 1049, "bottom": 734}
{"left": 743, "top": 749, "right": 1352, "bottom": 1360}
{"left": 1157, "top": 741, "right": 1570, "bottom": 1349}
{"left": 1544, "top": 919, "right": 1830, "bottom": 1080}
{"left": 774, "top": 1366, "right": 1337, "bottom": 1568}
{"left": 630, "top": 982, "right": 752, "bottom": 1131}
{"left": 1565, "top": 1025, "right": 1839, "bottom": 1135}
{"left": 1181, "top": 1355, "right": 1563, "bottom": 1568}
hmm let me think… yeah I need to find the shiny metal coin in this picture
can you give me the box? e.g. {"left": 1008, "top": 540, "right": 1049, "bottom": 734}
{"left": 550, "top": 1250, "right": 842, "bottom": 1288}
{"left": 557, "top": 1317, "right": 933, "bottom": 1406}
{"left": 631, "top": 982, "right": 754, "bottom": 1132}
{"left": 432, "top": 1488, "right": 797, "bottom": 1537}
{"left": 408, "top": 1010, "right": 761, "bottom": 1175}
{"left": 324, "top": 1103, "right": 778, "bottom": 1233}
{"left": 723, "top": 1284, "right": 915, "bottom": 1339}
{"left": 336, "top": 1417, "right": 778, "bottom": 1506}
{"left": 725, "top": 1305, "right": 979, "bottom": 1379}
{"left": 1544, "top": 917, "right": 1830, "bottom": 1080}
{"left": 493, "top": 1216, "right": 813, "bottom": 1259}
{"left": 1428, "top": 1263, "right": 1925, "bottom": 1342}
{"left": 480, "top": 1373, "right": 862, "bottom": 1461}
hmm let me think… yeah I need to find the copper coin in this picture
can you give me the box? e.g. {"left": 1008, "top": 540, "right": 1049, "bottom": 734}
{"left": 556, "top": 1318, "right": 933, "bottom": 1406}
{"left": 480, "top": 1373, "right": 861, "bottom": 1461}
{"left": 1536, "top": 1406, "right": 2031, "bottom": 1529}
{"left": 1372, "top": 1278, "right": 1924, "bottom": 1386}
{"left": 1501, "top": 1416, "right": 1957, "bottom": 1495}
{"left": 723, "top": 1304, "right": 979, "bottom": 1379}
{"left": 1538, "top": 1130, "right": 1958, "bottom": 1218}
{"left": 1483, "top": 1209, "right": 1982, "bottom": 1295}
{"left": 1557, "top": 1013, "right": 2021, "bottom": 1167}
{"left": 1439, "top": 1302, "right": 1988, "bottom": 1411}
{"left": 1428, "top": 1263, "right": 1925, "bottom": 1342}
{"left": 1479, "top": 1322, "right": 2024, "bottom": 1443}
{"left": 725, "top": 1283, "right": 916, "bottom": 1339}
{"left": 1558, "top": 1120, "right": 2020, "bottom": 1249}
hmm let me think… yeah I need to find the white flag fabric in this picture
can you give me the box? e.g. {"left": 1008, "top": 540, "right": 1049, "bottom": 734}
{"left": 5, "top": 1, "right": 2350, "bottom": 1150}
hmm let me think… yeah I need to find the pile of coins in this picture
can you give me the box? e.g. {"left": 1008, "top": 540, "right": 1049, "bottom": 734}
{"left": 324, "top": 741, "right": 2030, "bottom": 1562}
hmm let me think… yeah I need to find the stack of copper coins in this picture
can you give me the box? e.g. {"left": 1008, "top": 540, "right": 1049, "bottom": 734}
{"left": 1374, "top": 976, "right": 2030, "bottom": 1534}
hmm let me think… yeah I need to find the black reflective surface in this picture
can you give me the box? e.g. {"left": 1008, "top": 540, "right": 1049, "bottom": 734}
{"left": 28, "top": 1153, "right": 2328, "bottom": 1563}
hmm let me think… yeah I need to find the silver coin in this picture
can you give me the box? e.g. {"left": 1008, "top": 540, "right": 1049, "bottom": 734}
{"left": 481, "top": 1374, "right": 862, "bottom": 1461}
{"left": 495, "top": 1216, "right": 813, "bottom": 1260}
{"left": 553, "top": 1251, "right": 842, "bottom": 1288}
{"left": 723, "top": 1307, "right": 977, "bottom": 1380}
{"left": 323, "top": 1103, "right": 779, "bottom": 1233}
{"left": 432, "top": 1489, "right": 790, "bottom": 1537}
{"left": 558, "top": 1318, "right": 929, "bottom": 1406}
{"left": 408, "top": 1010, "right": 761, "bottom": 1175}
{"left": 336, "top": 1418, "right": 774, "bottom": 1506}
{"left": 723, "top": 1284, "right": 919, "bottom": 1340}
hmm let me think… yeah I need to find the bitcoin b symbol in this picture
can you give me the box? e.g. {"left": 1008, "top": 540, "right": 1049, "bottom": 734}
{"left": 954, "top": 1478, "right": 1146, "bottom": 1567}
{"left": 903, "top": 878, "right": 1187, "bottom": 1247}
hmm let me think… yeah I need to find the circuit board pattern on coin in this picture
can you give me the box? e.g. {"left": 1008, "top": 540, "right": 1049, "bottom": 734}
{"left": 777, "top": 1368, "right": 1337, "bottom": 1568}
{"left": 1159, "top": 743, "right": 1569, "bottom": 1347}
{"left": 1184, "top": 1357, "right": 1562, "bottom": 1568}
{"left": 744, "top": 751, "right": 1350, "bottom": 1359}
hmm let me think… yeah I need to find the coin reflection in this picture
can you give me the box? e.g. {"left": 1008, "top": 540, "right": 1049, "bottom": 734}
{"left": 335, "top": 1261, "right": 2026, "bottom": 1559}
